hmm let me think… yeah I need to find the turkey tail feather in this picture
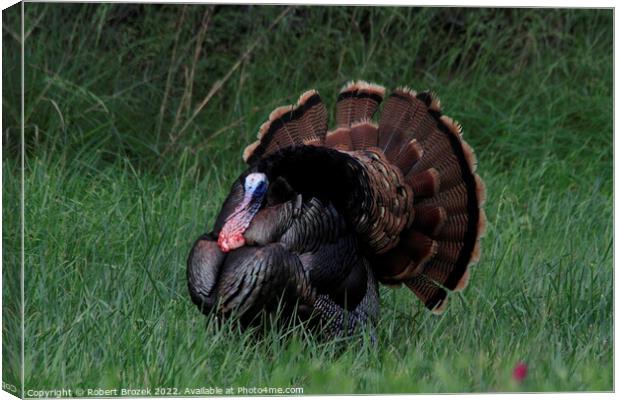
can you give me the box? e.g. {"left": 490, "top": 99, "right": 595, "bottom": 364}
{"left": 325, "top": 80, "right": 385, "bottom": 152}
{"left": 336, "top": 80, "right": 385, "bottom": 127}
{"left": 405, "top": 274, "right": 448, "bottom": 314}
{"left": 244, "top": 90, "right": 328, "bottom": 164}
{"left": 350, "top": 120, "right": 379, "bottom": 150}
{"left": 374, "top": 89, "right": 485, "bottom": 312}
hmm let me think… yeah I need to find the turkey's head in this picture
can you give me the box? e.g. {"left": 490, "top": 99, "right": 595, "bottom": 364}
{"left": 217, "top": 172, "right": 268, "bottom": 252}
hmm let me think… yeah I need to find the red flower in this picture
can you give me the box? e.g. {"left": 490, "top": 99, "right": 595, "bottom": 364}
{"left": 512, "top": 361, "right": 528, "bottom": 383}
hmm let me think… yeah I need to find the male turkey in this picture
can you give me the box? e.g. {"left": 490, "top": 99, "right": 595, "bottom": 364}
{"left": 187, "top": 81, "right": 486, "bottom": 338}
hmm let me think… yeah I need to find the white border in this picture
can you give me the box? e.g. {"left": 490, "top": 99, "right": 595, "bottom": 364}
{"left": 0, "top": 2, "right": 615, "bottom": 400}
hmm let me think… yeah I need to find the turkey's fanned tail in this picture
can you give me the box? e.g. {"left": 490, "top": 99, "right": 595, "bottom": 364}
{"left": 372, "top": 88, "right": 486, "bottom": 312}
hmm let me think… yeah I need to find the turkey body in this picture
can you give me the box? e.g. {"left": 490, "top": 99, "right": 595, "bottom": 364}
{"left": 188, "top": 82, "right": 486, "bottom": 338}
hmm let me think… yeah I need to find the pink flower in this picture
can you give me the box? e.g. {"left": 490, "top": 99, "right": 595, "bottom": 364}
{"left": 512, "top": 361, "right": 528, "bottom": 383}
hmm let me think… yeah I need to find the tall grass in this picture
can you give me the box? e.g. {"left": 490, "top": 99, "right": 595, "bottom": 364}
{"left": 3, "top": 5, "right": 612, "bottom": 393}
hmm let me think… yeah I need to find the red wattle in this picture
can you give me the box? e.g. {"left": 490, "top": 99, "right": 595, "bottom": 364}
{"left": 217, "top": 185, "right": 263, "bottom": 253}
{"left": 218, "top": 231, "right": 246, "bottom": 253}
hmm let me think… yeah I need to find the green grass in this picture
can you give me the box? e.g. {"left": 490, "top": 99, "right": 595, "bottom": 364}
{"left": 3, "top": 4, "right": 612, "bottom": 394}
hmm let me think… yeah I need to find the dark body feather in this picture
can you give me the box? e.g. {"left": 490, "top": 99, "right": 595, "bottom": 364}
{"left": 188, "top": 82, "right": 485, "bottom": 338}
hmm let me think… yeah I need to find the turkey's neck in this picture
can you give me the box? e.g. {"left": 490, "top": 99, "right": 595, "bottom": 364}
{"left": 218, "top": 191, "right": 263, "bottom": 252}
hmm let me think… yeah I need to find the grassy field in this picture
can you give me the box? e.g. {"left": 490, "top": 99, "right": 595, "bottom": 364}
{"left": 3, "top": 4, "right": 612, "bottom": 394}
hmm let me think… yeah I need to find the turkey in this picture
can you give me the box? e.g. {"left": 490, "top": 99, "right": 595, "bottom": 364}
{"left": 187, "top": 81, "right": 486, "bottom": 338}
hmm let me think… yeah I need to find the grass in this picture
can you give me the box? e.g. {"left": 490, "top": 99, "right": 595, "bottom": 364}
{"left": 2, "top": 4, "right": 613, "bottom": 394}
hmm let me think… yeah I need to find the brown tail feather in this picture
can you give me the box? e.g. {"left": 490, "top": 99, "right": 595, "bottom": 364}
{"left": 336, "top": 81, "right": 385, "bottom": 128}
{"left": 433, "top": 241, "right": 464, "bottom": 264}
{"left": 325, "top": 127, "right": 353, "bottom": 151}
{"left": 406, "top": 168, "right": 440, "bottom": 198}
{"left": 454, "top": 268, "right": 471, "bottom": 292}
{"left": 296, "top": 90, "right": 330, "bottom": 144}
{"left": 393, "top": 139, "right": 423, "bottom": 172}
{"left": 377, "top": 87, "right": 429, "bottom": 160}
{"left": 416, "top": 182, "right": 470, "bottom": 213}
{"left": 243, "top": 90, "right": 328, "bottom": 164}
{"left": 405, "top": 274, "right": 448, "bottom": 314}
{"left": 416, "top": 90, "right": 442, "bottom": 113}
{"left": 411, "top": 206, "right": 447, "bottom": 237}
{"left": 420, "top": 259, "right": 456, "bottom": 289}
{"left": 400, "top": 230, "right": 438, "bottom": 266}
{"left": 350, "top": 120, "right": 379, "bottom": 150}
{"left": 435, "top": 213, "right": 470, "bottom": 241}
